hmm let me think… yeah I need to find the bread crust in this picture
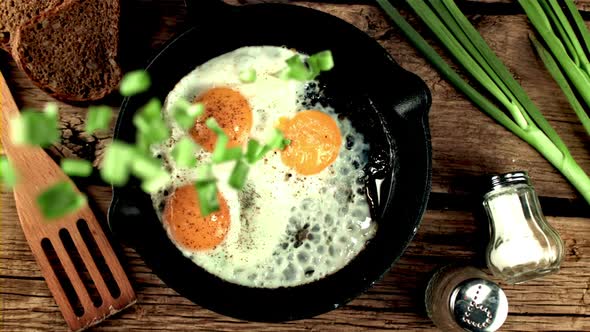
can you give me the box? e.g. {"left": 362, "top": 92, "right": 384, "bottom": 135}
{"left": 11, "top": 0, "right": 121, "bottom": 102}
{"left": 0, "top": 0, "right": 66, "bottom": 52}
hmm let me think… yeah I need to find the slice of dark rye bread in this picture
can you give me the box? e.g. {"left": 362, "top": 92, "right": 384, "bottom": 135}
{"left": 11, "top": 0, "right": 122, "bottom": 101}
{"left": 0, "top": 0, "right": 65, "bottom": 51}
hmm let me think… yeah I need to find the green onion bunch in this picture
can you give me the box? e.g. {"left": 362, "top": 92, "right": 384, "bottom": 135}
{"left": 519, "top": 0, "right": 590, "bottom": 135}
{"left": 376, "top": 0, "right": 590, "bottom": 204}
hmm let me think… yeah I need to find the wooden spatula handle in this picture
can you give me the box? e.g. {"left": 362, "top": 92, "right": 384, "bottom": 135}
{"left": 1, "top": 72, "right": 136, "bottom": 331}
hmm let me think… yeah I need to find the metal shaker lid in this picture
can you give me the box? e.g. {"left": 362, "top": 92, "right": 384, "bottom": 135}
{"left": 450, "top": 278, "right": 509, "bottom": 332}
{"left": 487, "top": 171, "right": 531, "bottom": 192}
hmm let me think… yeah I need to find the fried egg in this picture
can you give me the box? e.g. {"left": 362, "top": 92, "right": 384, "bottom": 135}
{"left": 151, "top": 46, "right": 377, "bottom": 288}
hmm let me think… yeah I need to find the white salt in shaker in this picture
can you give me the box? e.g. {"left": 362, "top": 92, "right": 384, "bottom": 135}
{"left": 483, "top": 171, "right": 564, "bottom": 284}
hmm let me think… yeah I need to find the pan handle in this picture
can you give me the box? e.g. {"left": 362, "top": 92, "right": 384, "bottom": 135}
{"left": 390, "top": 70, "right": 431, "bottom": 123}
{"left": 107, "top": 188, "right": 145, "bottom": 246}
{"left": 184, "top": 0, "right": 236, "bottom": 22}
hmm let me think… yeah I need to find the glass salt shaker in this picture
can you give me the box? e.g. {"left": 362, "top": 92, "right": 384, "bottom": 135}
{"left": 483, "top": 171, "right": 564, "bottom": 284}
{"left": 425, "top": 265, "right": 509, "bottom": 332}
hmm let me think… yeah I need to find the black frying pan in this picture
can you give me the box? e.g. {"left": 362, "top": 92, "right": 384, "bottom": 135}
{"left": 108, "top": 0, "right": 432, "bottom": 322}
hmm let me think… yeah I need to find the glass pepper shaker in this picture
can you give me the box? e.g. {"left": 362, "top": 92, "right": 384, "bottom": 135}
{"left": 425, "top": 265, "right": 509, "bottom": 332}
{"left": 482, "top": 171, "right": 564, "bottom": 284}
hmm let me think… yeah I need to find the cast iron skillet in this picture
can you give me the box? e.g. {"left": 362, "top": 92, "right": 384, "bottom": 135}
{"left": 108, "top": 0, "right": 432, "bottom": 322}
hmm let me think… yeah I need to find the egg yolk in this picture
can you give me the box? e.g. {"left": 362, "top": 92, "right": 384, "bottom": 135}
{"left": 190, "top": 87, "right": 253, "bottom": 152}
{"left": 278, "top": 110, "right": 342, "bottom": 175}
{"left": 163, "top": 185, "right": 230, "bottom": 251}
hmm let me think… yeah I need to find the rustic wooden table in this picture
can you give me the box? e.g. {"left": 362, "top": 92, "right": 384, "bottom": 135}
{"left": 1, "top": 1, "right": 590, "bottom": 331}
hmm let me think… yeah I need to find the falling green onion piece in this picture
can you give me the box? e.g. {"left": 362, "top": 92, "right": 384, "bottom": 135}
{"left": 194, "top": 180, "right": 219, "bottom": 216}
{"left": 134, "top": 98, "right": 169, "bottom": 146}
{"left": 205, "top": 117, "right": 224, "bottom": 135}
{"left": 171, "top": 137, "right": 197, "bottom": 167}
{"left": 130, "top": 154, "right": 171, "bottom": 193}
{"left": 43, "top": 103, "right": 59, "bottom": 120}
{"left": 0, "top": 157, "right": 17, "bottom": 188}
{"left": 61, "top": 159, "right": 93, "bottom": 177}
{"left": 267, "top": 129, "right": 289, "bottom": 149}
{"left": 139, "top": 98, "right": 163, "bottom": 121}
{"left": 281, "top": 139, "right": 291, "bottom": 150}
{"left": 228, "top": 159, "right": 250, "bottom": 190}
{"left": 173, "top": 99, "right": 205, "bottom": 130}
{"left": 141, "top": 170, "right": 171, "bottom": 193}
{"left": 194, "top": 163, "right": 219, "bottom": 215}
{"left": 10, "top": 109, "right": 60, "bottom": 147}
{"left": 85, "top": 106, "right": 113, "bottom": 135}
{"left": 246, "top": 139, "right": 263, "bottom": 163}
{"left": 310, "top": 50, "right": 334, "bottom": 71}
{"left": 281, "top": 50, "right": 334, "bottom": 81}
{"left": 36, "top": 181, "right": 87, "bottom": 219}
{"left": 284, "top": 55, "right": 311, "bottom": 81}
{"left": 205, "top": 118, "right": 242, "bottom": 163}
{"left": 131, "top": 154, "right": 163, "bottom": 179}
{"left": 100, "top": 140, "right": 136, "bottom": 186}
{"left": 120, "top": 70, "right": 151, "bottom": 96}
{"left": 195, "top": 163, "right": 215, "bottom": 181}
{"left": 239, "top": 68, "right": 257, "bottom": 83}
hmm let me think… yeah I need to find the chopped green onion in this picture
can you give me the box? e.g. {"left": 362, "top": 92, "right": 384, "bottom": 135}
{"left": 310, "top": 50, "right": 334, "bottom": 71}
{"left": 228, "top": 159, "right": 250, "bottom": 190}
{"left": 244, "top": 130, "right": 289, "bottom": 164}
{"left": 139, "top": 98, "right": 163, "bottom": 121}
{"left": 172, "top": 99, "right": 204, "bottom": 130}
{"left": 281, "top": 50, "right": 334, "bottom": 81}
{"left": 195, "top": 163, "right": 215, "bottom": 181}
{"left": 36, "top": 181, "right": 87, "bottom": 219}
{"left": 206, "top": 118, "right": 242, "bottom": 163}
{"left": 130, "top": 154, "right": 170, "bottom": 193}
{"left": 10, "top": 109, "right": 60, "bottom": 147}
{"left": 100, "top": 140, "right": 136, "bottom": 186}
{"left": 120, "top": 70, "right": 151, "bottom": 96}
{"left": 141, "top": 170, "right": 171, "bottom": 193}
{"left": 61, "top": 159, "right": 93, "bottom": 177}
{"left": 194, "top": 164, "right": 219, "bottom": 215}
{"left": 43, "top": 103, "right": 59, "bottom": 120}
{"left": 133, "top": 98, "right": 169, "bottom": 146}
{"left": 245, "top": 139, "right": 263, "bottom": 163}
{"left": 171, "top": 137, "right": 197, "bottom": 167}
{"left": 194, "top": 180, "right": 219, "bottom": 216}
{"left": 131, "top": 154, "right": 162, "bottom": 179}
{"left": 283, "top": 55, "right": 312, "bottom": 81}
{"left": 239, "top": 68, "right": 257, "bottom": 83}
{"left": 85, "top": 106, "right": 113, "bottom": 135}
{"left": 0, "top": 156, "right": 17, "bottom": 188}
{"left": 281, "top": 139, "right": 292, "bottom": 149}
{"left": 267, "top": 129, "right": 289, "bottom": 150}
{"left": 205, "top": 117, "right": 223, "bottom": 135}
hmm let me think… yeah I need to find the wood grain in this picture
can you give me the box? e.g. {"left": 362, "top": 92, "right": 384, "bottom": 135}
{"left": 2, "top": 1, "right": 590, "bottom": 331}
{"left": 1, "top": 188, "right": 589, "bottom": 331}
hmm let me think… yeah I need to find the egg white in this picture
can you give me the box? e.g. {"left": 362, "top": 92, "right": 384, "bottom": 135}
{"left": 151, "top": 46, "right": 377, "bottom": 288}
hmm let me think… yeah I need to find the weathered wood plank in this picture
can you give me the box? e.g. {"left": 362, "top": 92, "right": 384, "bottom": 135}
{"left": 2, "top": 189, "right": 589, "bottom": 331}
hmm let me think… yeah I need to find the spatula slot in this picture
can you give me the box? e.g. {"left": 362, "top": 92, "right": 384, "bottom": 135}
{"left": 41, "top": 237, "right": 85, "bottom": 317}
{"left": 77, "top": 219, "right": 121, "bottom": 299}
{"left": 58, "top": 228, "right": 103, "bottom": 308}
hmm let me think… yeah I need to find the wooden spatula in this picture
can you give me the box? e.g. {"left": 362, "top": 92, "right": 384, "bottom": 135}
{"left": 0, "top": 72, "right": 136, "bottom": 331}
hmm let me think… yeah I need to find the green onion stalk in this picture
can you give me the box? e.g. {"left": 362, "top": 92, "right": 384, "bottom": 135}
{"left": 376, "top": 0, "right": 590, "bottom": 204}
{"left": 519, "top": 0, "right": 590, "bottom": 136}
